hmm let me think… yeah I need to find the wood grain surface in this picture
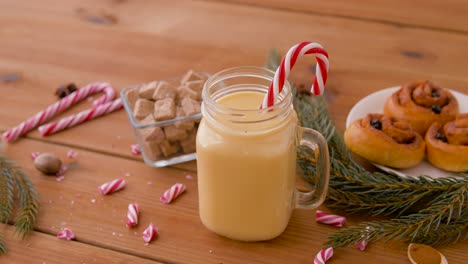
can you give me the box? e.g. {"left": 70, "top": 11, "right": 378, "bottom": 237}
{"left": 215, "top": 0, "right": 468, "bottom": 33}
{"left": 2, "top": 139, "right": 467, "bottom": 264}
{"left": 0, "top": 0, "right": 467, "bottom": 263}
{"left": 0, "top": 224, "right": 160, "bottom": 264}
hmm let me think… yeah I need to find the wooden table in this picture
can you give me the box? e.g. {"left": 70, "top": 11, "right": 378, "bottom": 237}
{"left": 1, "top": 0, "right": 467, "bottom": 263}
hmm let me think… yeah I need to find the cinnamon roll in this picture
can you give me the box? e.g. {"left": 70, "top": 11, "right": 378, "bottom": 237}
{"left": 426, "top": 114, "right": 468, "bottom": 172}
{"left": 344, "top": 113, "right": 425, "bottom": 168}
{"left": 384, "top": 81, "right": 459, "bottom": 136}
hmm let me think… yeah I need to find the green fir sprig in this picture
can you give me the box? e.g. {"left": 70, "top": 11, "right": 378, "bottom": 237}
{"left": 0, "top": 154, "right": 39, "bottom": 253}
{"left": 0, "top": 237, "right": 5, "bottom": 254}
{"left": 266, "top": 49, "right": 468, "bottom": 248}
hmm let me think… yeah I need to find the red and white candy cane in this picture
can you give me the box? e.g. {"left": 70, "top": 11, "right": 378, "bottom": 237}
{"left": 31, "top": 152, "right": 40, "bottom": 160}
{"left": 142, "top": 223, "right": 158, "bottom": 243}
{"left": 130, "top": 144, "right": 141, "bottom": 155}
{"left": 127, "top": 203, "right": 140, "bottom": 227}
{"left": 57, "top": 228, "right": 75, "bottom": 240}
{"left": 99, "top": 178, "right": 126, "bottom": 195}
{"left": 2, "top": 82, "right": 115, "bottom": 142}
{"left": 314, "top": 247, "right": 333, "bottom": 264}
{"left": 356, "top": 226, "right": 373, "bottom": 250}
{"left": 316, "top": 210, "right": 346, "bottom": 227}
{"left": 67, "top": 149, "right": 78, "bottom": 159}
{"left": 160, "top": 183, "right": 186, "bottom": 204}
{"left": 356, "top": 239, "right": 368, "bottom": 251}
{"left": 38, "top": 98, "right": 122, "bottom": 136}
{"left": 261, "top": 42, "right": 329, "bottom": 109}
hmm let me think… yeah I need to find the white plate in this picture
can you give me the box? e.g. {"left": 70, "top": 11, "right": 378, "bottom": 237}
{"left": 346, "top": 86, "right": 468, "bottom": 178}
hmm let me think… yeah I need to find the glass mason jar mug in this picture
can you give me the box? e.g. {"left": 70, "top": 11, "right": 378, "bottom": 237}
{"left": 196, "top": 67, "right": 330, "bottom": 241}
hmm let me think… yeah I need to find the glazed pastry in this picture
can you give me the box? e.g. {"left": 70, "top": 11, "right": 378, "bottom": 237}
{"left": 426, "top": 114, "right": 468, "bottom": 172}
{"left": 384, "top": 81, "right": 459, "bottom": 135}
{"left": 344, "top": 113, "right": 425, "bottom": 168}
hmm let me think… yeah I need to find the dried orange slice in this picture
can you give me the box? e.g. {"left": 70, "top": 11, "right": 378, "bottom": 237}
{"left": 407, "top": 243, "right": 448, "bottom": 264}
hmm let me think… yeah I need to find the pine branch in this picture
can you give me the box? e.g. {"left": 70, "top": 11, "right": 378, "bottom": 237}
{"left": 326, "top": 184, "right": 467, "bottom": 247}
{"left": 266, "top": 49, "right": 281, "bottom": 73}
{"left": 0, "top": 235, "right": 5, "bottom": 254}
{"left": 12, "top": 167, "right": 39, "bottom": 238}
{"left": 0, "top": 155, "right": 39, "bottom": 241}
{"left": 326, "top": 208, "right": 468, "bottom": 248}
{"left": 0, "top": 167, "right": 15, "bottom": 223}
{"left": 267, "top": 49, "right": 468, "bottom": 247}
{"left": 412, "top": 213, "right": 468, "bottom": 246}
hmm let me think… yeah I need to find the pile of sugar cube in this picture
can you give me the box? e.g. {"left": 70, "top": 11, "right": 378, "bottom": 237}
{"left": 125, "top": 70, "right": 207, "bottom": 160}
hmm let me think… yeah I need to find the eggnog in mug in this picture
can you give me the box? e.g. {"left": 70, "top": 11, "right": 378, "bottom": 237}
{"left": 196, "top": 67, "right": 329, "bottom": 241}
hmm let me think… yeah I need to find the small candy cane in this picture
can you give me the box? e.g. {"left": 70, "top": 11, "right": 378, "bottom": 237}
{"left": 99, "top": 178, "right": 126, "bottom": 195}
{"left": 142, "top": 223, "right": 158, "bottom": 243}
{"left": 127, "top": 203, "right": 140, "bottom": 227}
{"left": 314, "top": 247, "right": 333, "bottom": 264}
{"left": 3, "top": 82, "right": 115, "bottom": 142}
{"left": 38, "top": 98, "right": 123, "bottom": 136}
{"left": 261, "top": 41, "right": 329, "bottom": 108}
{"left": 57, "top": 228, "right": 75, "bottom": 240}
{"left": 160, "top": 183, "right": 186, "bottom": 204}
{"left": 67, "top": 149, "right": 78, "bottom": 159}
{"left": 130, "top": 144, "right": 141, "bottom": 155}
{"left": 316, "top": 210, "right": 346, "bottom": 227}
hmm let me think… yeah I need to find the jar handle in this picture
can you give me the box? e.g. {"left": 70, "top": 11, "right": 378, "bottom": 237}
{"left": 295, "top": 127, "right": 330, "bottom": 209}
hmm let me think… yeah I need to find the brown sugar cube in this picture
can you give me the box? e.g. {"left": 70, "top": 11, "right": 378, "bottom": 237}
{"left": 180, "top": 129, "right": 197, "bottom": 153}
{"left": 176, "top": 85, "right": 198, "bottom": 100}
{"left": 180, "top": 97, "right": 201, "bottom": 116}
{"left": 125, "top": 88, "right": 140, "bottom": 110}
{"left": 152, "top": 81, "right": 176, "bottom": 100}
{"left": 159, "top": 140, "right": 179, "bottom": 157}
{"left": 140, "top": 115, "right": 166, "bottom": 143}
{"left": 133, "top": 99, "right": 154, "bottom": 120}
{"left": 143, "top": 125, "right": 165, "bottom": 143}
{"left": 164, "top": 125, "right": 188, "bottom": 142}
{"left": 185, "top": 80, "right": 205, "bottom": 100}
{"left": 138, "top": 81, "right": 157, "bottom": 100}
{"left": 144, "top": 140, "right": 163, "bottom": 160}
{"left": 154, "top": 98, "right": 176, "bottom": 121}
{"left": 140, "top": 114, "right": 155, "bottom": 124}
{"left": 181, "top": 70, "right": 207, "bottom": 84}
{"left": 174, "top": 106, "right": 195, "bottom": 130}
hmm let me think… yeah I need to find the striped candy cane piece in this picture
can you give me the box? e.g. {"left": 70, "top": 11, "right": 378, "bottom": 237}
{"left": 356, "top": 240, "right": 368, "bottom": 251}
{"left": 130, "top": 144, "right": 141, "bottom": 155}
{"left": 2, "top": 82, "right": 116, "bottom": 142}
{"left": 38, "top": 98, "right": 122, "bottom": 136}
{"left": 160, "top": 183, "right": 186, "bottom": 204}
{"left": 261, "top": 42, "right": 329, "bottom": 109}
{"left": 127, "top": 203, "right": 140, "bottom": 227}
{"left": 56, "top": 165, "right": 68, "bottom": 176}
{"left": 31, "top": 152, "right": 41, "bottom": 160}
{"left": 67, "top": 149, "right": 78, "bottom": 159}
{"left": 57, "top": 228, "right": 75, "bottom": 240}
{"left": 99, "top": 178, "right": 126, "bottom": 195}
{"left": 142, "top": 223, "right": 158, "bottom": 243}
{"left": 314, "top": 247, "right": 333, "bottom": 264}
{"left": 315, "top": 210, "right": 346, "bottom": 227}
{"left": 356, "top": 226, "right": 373, "bottom": 250}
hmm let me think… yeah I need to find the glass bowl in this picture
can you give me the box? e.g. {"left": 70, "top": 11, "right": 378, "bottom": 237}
{"left": 120, "top": 72, "right": 207, "bottom": 167}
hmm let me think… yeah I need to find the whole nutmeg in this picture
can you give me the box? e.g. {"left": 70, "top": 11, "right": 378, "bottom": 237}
{"left": 34, "top": 153, "right": 62, "bottom": 175}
